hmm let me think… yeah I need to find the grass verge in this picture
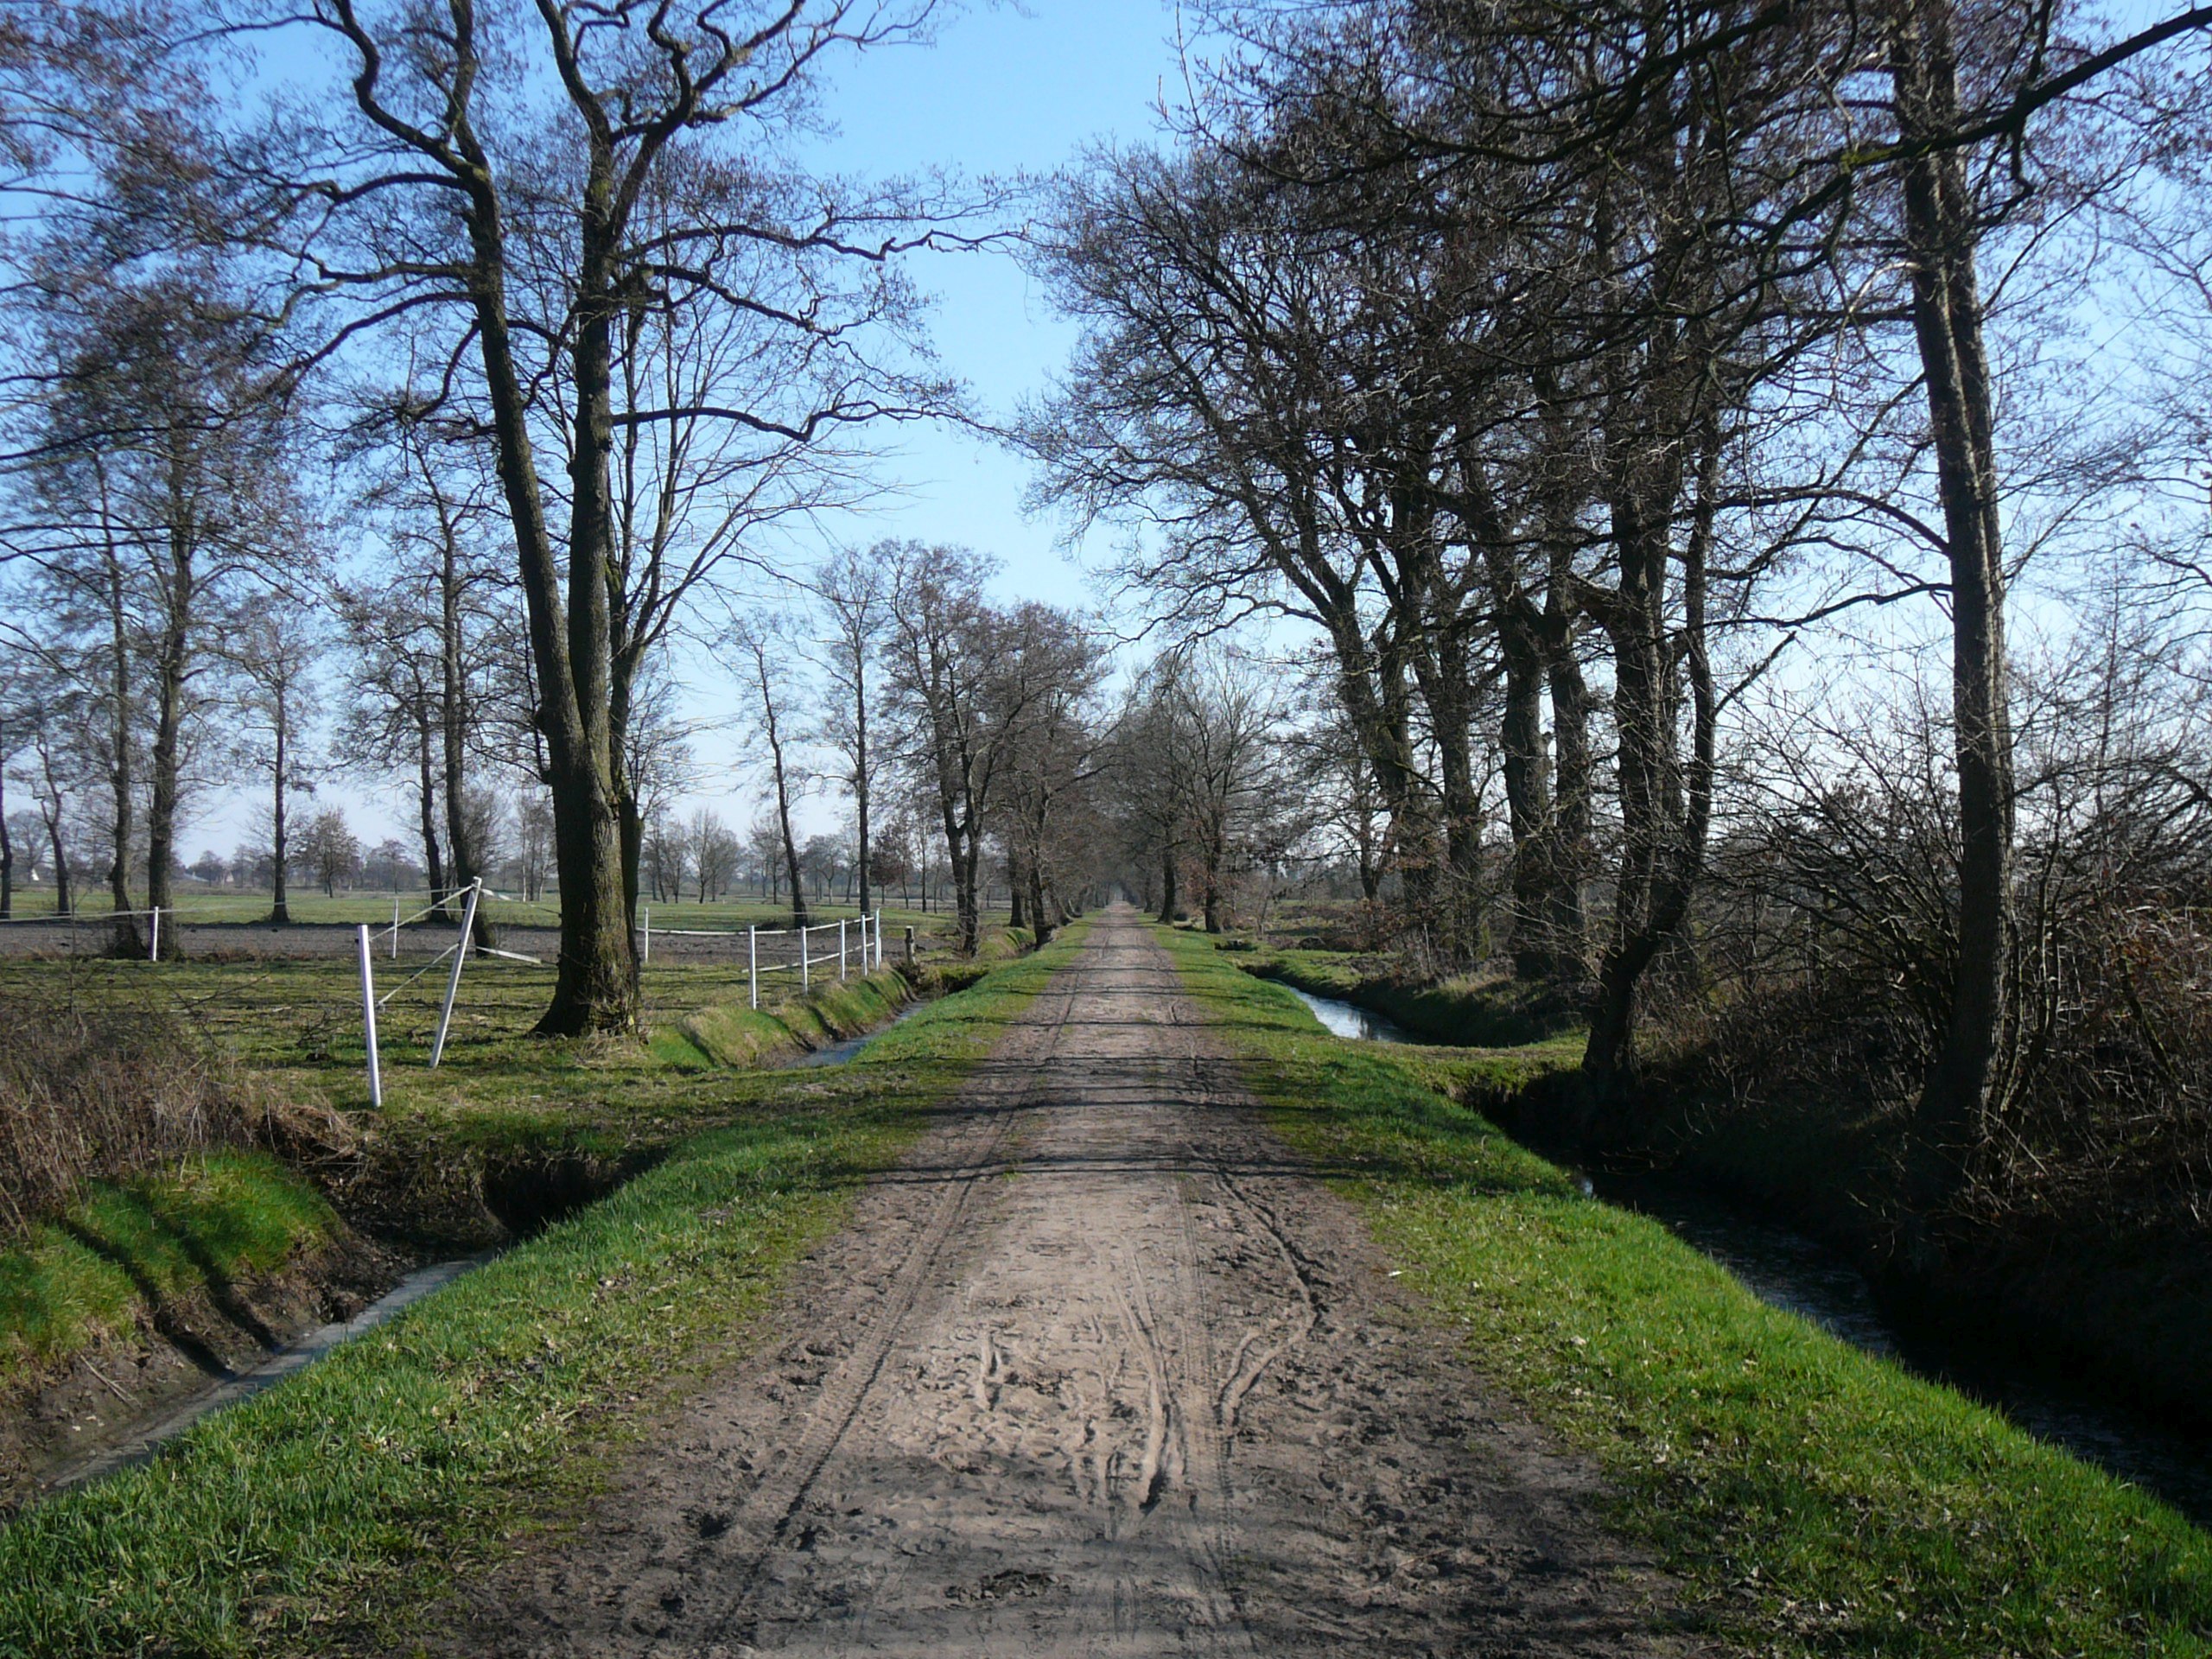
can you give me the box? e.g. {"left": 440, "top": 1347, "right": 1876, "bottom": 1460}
{"left": 1160, "top": 923, "right": 2212, "bottom": 1658}
{"left": 0, "top": 920, "right": 1090, "bottom": 1657}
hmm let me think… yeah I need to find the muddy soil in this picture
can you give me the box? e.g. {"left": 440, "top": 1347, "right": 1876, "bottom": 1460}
{"left": 435, "top": 908, "right": 1698, "bottom": 1657}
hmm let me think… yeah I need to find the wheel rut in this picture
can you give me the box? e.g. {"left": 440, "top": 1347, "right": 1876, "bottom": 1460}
{"left": 437, "top": 908, "right": 1702, "bottom": 1657}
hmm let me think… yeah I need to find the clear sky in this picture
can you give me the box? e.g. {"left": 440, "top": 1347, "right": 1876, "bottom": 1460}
{"left": 783, "top": 0, "right": 1190, "bottom": 610}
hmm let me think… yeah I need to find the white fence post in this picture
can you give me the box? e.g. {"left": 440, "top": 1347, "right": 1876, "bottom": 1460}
{"left": 839, "top": 918, "right": 848, "bottom": 981}
{"left": 356, "top": 924, "right": 384, "bottom": 1109}
{"left": 873, "top": 911, "right": 882, "bottom": 969}
{"left": 641, "top": 904, "right": 651, "bottom": 967}
{"left": 748, "top": 925, "right": 758, "bottom": 1008}
{"left": 429, "top": 880, "right": 480, "bottom": 1070}
{"left": 148, "top": 906, "right": 160, "bottom": 963}
{"left": 801, "top": 923, "right": 811, "bottom": 991}
{"left": 391, "top": 892, "right": 401, "bottom": 958}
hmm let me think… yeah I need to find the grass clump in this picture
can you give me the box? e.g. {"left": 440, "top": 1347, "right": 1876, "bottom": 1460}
{"left": 1159, "top": 923, "right": 2212, "bottom": 1659}
{"left": 0, "top": 922, "right": 1087, "bottom": 1656}
{"left": 0, "top": 982, "right": 258, "bottom": 1235}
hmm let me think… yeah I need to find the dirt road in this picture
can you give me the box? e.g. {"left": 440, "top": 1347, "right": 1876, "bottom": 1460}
{"left": 446, "top": 908, "right": 1691, "bottom": 1656}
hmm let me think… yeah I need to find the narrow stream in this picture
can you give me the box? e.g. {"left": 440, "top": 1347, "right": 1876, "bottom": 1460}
{"left": 789, "top": 1001, "right": 929, "bottom": 1068}
{"left": 42, "top": 1252, "right": 499, "bottom": 1496}
{"left": 1289, "top": 983, "right": 2212, "bottom": 1529}
{"left": 1281, "top": 984, "right": 1426, "bottom": 1045}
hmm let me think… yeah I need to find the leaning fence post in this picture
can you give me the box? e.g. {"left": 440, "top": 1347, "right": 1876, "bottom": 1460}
{"left": 429, "top": 880, "right": 480, "bottom": 1070}
{"left": 391, "top": 892, "right": 401, "bottom": 958}
{"left": 149, "top": 906, "right": 160, "bottom": 963}
{"left": 748, "top": 925, "right": 758, "bottom": 1008}
{"left": 357, "top": 924, "right": 384, "bottom": 1108}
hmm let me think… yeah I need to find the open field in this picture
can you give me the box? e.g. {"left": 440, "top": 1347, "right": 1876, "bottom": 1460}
{"left": 0, "top": 886, "right": 992, "bottom": 928}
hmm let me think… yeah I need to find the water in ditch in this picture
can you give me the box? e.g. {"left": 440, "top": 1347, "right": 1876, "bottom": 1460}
{"left": 1281, "top": 983, "right": 1425, "bottom": 1045}
{"left": 790, "top": 1001, "right": 929, "bottom": 1068}
{"left": 1291, "top": 983, "right": 2212, "bottom": 1529}
{"left": 41, "top": 1252, "right": 499, "bottom": 1497}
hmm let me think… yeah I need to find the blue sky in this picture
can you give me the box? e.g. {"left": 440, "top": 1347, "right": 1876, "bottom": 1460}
{"left": 778, "top": 0, "right": 1192, "bottom": 613}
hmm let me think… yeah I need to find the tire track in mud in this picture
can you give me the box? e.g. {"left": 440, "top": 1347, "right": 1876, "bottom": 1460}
{"left": 442, "top": 910, "right": 1700, "bottom": 1658}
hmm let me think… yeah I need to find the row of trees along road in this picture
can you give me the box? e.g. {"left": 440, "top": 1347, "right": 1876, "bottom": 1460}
{"left": 0, "top": 1, "right": 1001, "bottom": 1032}
{"left": 1024, "top": 0, "right": 2212, "bottom": 1218}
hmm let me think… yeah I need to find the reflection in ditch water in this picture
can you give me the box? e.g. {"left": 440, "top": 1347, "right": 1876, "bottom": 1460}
{"left": 791, "top": 1001, "right": 929, "bottom": 1068}
{"left": 1291, "top": 982, "right": 2212, "bottom": 1529}
{"left": 1282, "top": 984, "right": 1423, "bottom": 1045}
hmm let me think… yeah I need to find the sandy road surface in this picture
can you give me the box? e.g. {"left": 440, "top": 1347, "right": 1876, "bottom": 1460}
{"left": 442, "top": 908, "right": 1693, "bottom": 1657}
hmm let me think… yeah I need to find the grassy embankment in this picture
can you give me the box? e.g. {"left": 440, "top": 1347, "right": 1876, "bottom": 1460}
{"left": 0, "top": 917, "right": 1033, "bottom": 1395}
{"left": 0, "top": 1154, "right": 336, "bottom": 1395}
{"left": 0, "top": 919, "right": 1088, "bottom": 1656}
{"left": 1163, "top": 925, "right": 2212, "bottom": 1659}
{"left": 1228, "top": 929, "right": 2212, "bottom": 1430}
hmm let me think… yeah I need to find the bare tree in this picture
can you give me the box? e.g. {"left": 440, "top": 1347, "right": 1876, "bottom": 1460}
{"left": 732, "top": 619, "right": 813, "bottom": 928}
{"left": 220, "top": 589, "right": 324, "bottom": 925}
{"left": 810, "top": 545, "right": 893, "bottom": 918}
{"left": 226, "top": 0, "right": 983, "bottom": 1033}
{"left": 883, "top": 544, "right": 1007, "bottom": 956}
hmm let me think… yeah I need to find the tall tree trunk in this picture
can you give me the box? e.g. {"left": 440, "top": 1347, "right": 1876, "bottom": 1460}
{"left": 1157, "top": 843, "right": 1179, "bottom": 925}
{"left": 0, "top": 761, "right": 12, "bottom": 919}
{"left": 412, "top": 701, "right": 442, "bottom": 922}
{"left": 1894, "top": 0, "right": 2014, "bottom": 1209}
{"left": 1580, "top": 416, "right": 1719, "bottom": 1105}
{"left": 48, "top": 810, "right": 72, "bottom": 918}
{"left": 1490, "top": 557, "right": 1558, "bottom": 977}
{"left": 955, "top": 797, "right": 982, "bottom": 955}
{"left": 459, "top": 130, "right": 634, "bottom": 1035}
{"left": 1027, "top": 852, "right": 1051, "bottom": 949}
{"left": 1543, "top": 600, "right": 1593, "bottom": 967}
{"left": 101, "top": 538, "right": 139, "bottom": 954}
{"left": 271, "top": 707, "right": 294, "bottom": 925}
{"left": 145, "top": 491, "right": 195, "bottom": 933}
{"left": 855, "top": 659, "right": 872, "bottom": 918}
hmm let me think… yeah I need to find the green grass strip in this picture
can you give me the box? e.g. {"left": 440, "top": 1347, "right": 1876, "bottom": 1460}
{"left": 1160, "top": 924, "right": 2212, "bottom": 1658}
{"left": 0, "top": 921, "right": 1090, "bottom": 1657}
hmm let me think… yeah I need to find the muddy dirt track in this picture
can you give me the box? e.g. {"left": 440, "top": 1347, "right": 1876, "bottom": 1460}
{"left": 440, "top": 907, "right": 1697, "bottom": 1657}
